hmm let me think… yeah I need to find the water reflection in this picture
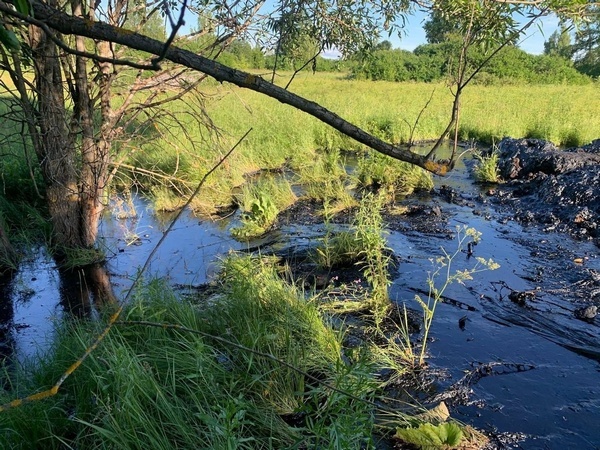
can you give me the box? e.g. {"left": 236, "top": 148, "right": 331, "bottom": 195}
{"left": 0, "top": 273, "right": 15, "bottom": 363}
{"left": 58, "top": 264, "right": 117, "bottom": 319}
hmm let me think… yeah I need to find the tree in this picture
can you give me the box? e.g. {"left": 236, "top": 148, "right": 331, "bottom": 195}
{"left": 573, "top": 13, "right": 600, "bottom": 76}
{"left": 0, "top": 0, "right": 596, "bottom": 260}
{"left": 544, "top": 25, "right": 573, "bottom": 59}
{"left": 0, "top": 0, "right": 248, "bottom": 256}
{"left": 424, "top": 9, "right": 459, "bottom": 43}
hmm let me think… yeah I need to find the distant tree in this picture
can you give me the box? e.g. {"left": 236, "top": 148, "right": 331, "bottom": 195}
{"left": 544, "top": 26, "right": 573, "bottom": 59}
{"left": 573, "top": 16, "right": 600, "bottom": 77}
{"left": 374, "top": 40, "right": 392, "bottom": 51}
{"left": 423, "top": 9, "right": 459, "bottom": 43}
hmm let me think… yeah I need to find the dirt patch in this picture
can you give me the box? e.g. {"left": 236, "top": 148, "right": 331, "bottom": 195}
{"left": 484, "top": 138, "right": 600, "bottom": 242}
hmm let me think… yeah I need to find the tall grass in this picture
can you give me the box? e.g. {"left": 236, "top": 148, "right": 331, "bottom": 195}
{"left": 0, "top": 258, "right": 380, "bottom": 449}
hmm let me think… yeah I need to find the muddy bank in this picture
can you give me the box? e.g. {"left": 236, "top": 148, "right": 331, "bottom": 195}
{"left": 485, "top": 137, "right": 600, "bottom": 240}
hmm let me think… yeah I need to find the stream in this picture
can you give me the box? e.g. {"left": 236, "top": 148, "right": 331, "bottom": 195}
{"left": 1, "top": 152, "right": 599, "bottom": 449}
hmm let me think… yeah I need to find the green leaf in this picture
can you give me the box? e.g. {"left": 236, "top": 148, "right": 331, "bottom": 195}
{"left": 395, "top": 422, "right": 464, "bottom": 449}
{"left": 444, "top": 423, "right": 464, "bottom": 446}
{"left": 0, "top": 25, "right": 20, "bottom": 51}
{"left": 11, "top": 0, "right": 30, "bottom": 15}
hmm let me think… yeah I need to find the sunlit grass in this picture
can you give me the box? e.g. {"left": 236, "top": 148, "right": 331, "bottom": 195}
{"left": 0, "top": 259, "right": 382, "bottom": 449}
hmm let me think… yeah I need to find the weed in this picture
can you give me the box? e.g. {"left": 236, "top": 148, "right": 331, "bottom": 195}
{"left": 395, "top": 422, "right": 464, "bottom": 448}
{"left": 559, "top": 128, "right": 585, "bottom": 148}
{"left": 231, "top": 176, "right": 296, "bottom": 240}
{"left": 411, "top": 226, "right": 499, "bottom": 366}
{"left": 313, "top": 193, "right": 393, "bottom": 324}
{"left": 356, "top": 152, "right": 433, "bottom": 196}
{"left": 354, "top": 192, "right": 393, "bottom": 323}
{"left": 299, "top": 148, "right": 357, "bottom": 213}
{"left": 472, "top": 150, "right": 501, "bottom": 183}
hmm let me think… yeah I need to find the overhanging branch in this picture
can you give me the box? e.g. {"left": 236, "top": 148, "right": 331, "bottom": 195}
{"left": 1, "top": 0, "right": 450, "bottom": 175}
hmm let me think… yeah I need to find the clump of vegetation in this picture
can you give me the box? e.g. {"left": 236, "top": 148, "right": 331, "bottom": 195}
{"left": 314, "top": 193, "right": 393, "bottom": 323}
{"left": 230, "top": 177, "right": 296, "bottom": 240}
{"left": 351, "top": 43, "right": 592, "bottom": 85}
{"left": 559, "top": 128, "right": 585, "bottom": 148}
{"left": 472, "top": 150, "right": 501, "bottom": 183}
{"left": 299, "top": 149, "right": 357, "bottom": 213}
{"left": 356, "top": 152, "right": 434, "bottom": 196}
{"left": 0, "top": 259, "right": 381, "bottom": 449}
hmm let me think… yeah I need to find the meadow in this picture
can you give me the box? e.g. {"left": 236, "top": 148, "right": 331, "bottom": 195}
{"left": 124, "top": 71, "right": 600, "bottom": 214}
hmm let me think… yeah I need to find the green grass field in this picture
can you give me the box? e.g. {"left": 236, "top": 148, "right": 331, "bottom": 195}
{"left": 129, "top": 71, "right": 598, "bottom": 211}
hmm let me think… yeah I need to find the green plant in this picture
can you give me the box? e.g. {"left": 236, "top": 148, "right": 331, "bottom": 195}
{"left": 472, "top": 150, "right": 501, "bottom": 183}
{"left": 231, "top": 192, "right": 279, "bottom": 239}
{"left": 354, "top": 192, "right": 393, "bottom": 323}
{"left": 412, "top": 226, "right": 499, "bottom": 366}
{"left": 395, "top": 422, "right": 464, "bottom": 449}
{"left": 299, "top": 149, "right": 357, "bottom": 212}
{"left": 356, "top": 152, "right": 433, "bottom": 196}
{"left": 231, "top": 177, "right": 296, "bottom": 240}
{"left": 559, "top": 128, "right": 585, "bottom": 148}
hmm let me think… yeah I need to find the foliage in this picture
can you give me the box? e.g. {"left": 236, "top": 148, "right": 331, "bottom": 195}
{"left": 313, "top": 193, "right": 392, "bottom": 321}
{"left": 395, "top": 422, "right": 464, "bottom": 449}
{"left": 472, "top": 150, "right": 501, "bottom": 183}
{"left": 351, "top": 43, "right": 591, "bottom": 85}
{"left": 0, "top": 265, "right": 380, "bottom": 449}
{"left": 423, "top": 9, "right": 460, "bottom": 44}
{"left": 573, "top": 15, "right": 600, "bottom": 77}
{"left": 315, "top": 229, "right": 362, "bottom": 269}
{"left": 544, "top": 25, "right": 573, "bottom": 59}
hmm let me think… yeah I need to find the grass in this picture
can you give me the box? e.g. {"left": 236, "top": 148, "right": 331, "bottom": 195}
{"left": 472, "top": 150, "right": 501, "bottom": 183}
{"left": 314, "top": 192, "right": 393, "bottom": 324}
{"left": 0, "top": 258, "right": 382, "bottom": 449}
{"left": 132, "top": 73, "right": 600, "bottom": 214}
{"left": 116, "top": 72, "right": 599, "bottom": 217}
{"left": 356, "top": 151, "right": 434, "bottom": 196}
{"left": 2, "top": 72, "right": 598, "bottom": 225}
{"left": 297, "top": 148, "right": 357, "bottom": 213}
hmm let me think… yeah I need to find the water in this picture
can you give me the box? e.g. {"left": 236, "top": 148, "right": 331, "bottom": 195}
{"left": 1, "top": 155, "right": 600, "bottom": 448}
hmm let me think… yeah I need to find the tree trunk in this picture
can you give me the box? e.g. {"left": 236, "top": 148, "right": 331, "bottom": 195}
{"left": 29, "top": 19, "right": 85, "bottom": 249}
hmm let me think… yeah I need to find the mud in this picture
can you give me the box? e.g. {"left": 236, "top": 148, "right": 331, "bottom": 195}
{"left": 486, "top": 137, "right": 600, "bottom": 240}
{"left": 2, "top": 139, "right": 600, "bottom": 449}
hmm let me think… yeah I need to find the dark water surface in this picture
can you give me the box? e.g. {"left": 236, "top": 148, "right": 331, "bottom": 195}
{"left": 1, "top": 155, "right": 600, "bottom": 449}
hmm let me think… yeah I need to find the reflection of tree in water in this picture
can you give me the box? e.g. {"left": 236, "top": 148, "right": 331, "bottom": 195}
{"left": 0, "top": 273, "right": 16, "bottom": 363}
{"left": 59, "top": 264, "right": 117, "bottom": 319}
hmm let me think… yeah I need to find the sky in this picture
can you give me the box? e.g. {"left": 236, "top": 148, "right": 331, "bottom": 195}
{"left": 323, "top": 9, "right": 560, "bottom": 58}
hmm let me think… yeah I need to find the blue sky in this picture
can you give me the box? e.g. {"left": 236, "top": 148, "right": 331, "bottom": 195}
{"left": 387, "top": 10, "right": 560, "bottom": 55}
{"left": 321, "top": 9, "right": 560, "bottom": 57}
